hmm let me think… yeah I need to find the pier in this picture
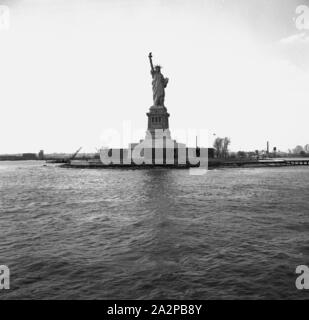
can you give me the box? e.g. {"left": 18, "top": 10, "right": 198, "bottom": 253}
{"left": 208, "top": 158, "right": 309, "bottom": 168}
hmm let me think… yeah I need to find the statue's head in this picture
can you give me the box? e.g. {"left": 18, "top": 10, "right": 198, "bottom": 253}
{"left": 155, "top": 65, "right": 161, "bottom": 71}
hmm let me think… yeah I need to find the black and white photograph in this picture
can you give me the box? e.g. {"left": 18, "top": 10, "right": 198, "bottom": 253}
{"left": 1, "top": 0, "right": 309, "bottom": 312}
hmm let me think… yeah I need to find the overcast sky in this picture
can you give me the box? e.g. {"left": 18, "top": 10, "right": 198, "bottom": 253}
{"left": 0, "top": 0, "right": 308, "bottom": 153}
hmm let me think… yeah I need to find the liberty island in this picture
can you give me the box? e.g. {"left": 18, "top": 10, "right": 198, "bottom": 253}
{"left": 65, "top": 53, "right": 211, "bottom": 169}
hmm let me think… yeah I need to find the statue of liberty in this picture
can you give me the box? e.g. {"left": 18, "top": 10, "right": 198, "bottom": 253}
{"left": 148, "top": 52, "right": 169, "bottom": 106}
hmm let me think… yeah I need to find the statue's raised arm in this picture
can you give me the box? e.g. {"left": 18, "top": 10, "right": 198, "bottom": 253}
{"left": 148, "top": 52, "right": 155, "bottom": 73}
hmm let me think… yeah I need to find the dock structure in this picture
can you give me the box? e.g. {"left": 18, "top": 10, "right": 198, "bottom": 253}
{"left": 208, "top": 158, "right": 309, "bottom": 168}
{"left": 282, "top": 159, "right": 309, "bottom": 166}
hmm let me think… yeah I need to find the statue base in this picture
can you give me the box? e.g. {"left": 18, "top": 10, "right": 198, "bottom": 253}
{"left": 146, "top": 105, "right": 170, "bottom": 139}
{"left": 125, "top": 103, "right": 186, "bottom": 164}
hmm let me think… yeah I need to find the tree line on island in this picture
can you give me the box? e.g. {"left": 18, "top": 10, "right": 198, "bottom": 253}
{"left": 213, "top": 137, "right": 309, "bottom": 159}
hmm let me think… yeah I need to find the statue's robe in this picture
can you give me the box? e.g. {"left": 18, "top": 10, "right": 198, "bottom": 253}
{"left": 151, "top": 70, "right": 168, "bottom": 106}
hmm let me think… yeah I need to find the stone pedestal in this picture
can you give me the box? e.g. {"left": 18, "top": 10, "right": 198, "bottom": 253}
{"left": 146, "top": 105, "right": 170, "bottom": 140}
{"left": 128, "top": 104, "right": 187, "bottom": 165}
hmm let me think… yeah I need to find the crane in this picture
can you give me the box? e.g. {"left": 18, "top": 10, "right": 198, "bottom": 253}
{"left": 69, "top": 147, "right": 82, "bottom": 161}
